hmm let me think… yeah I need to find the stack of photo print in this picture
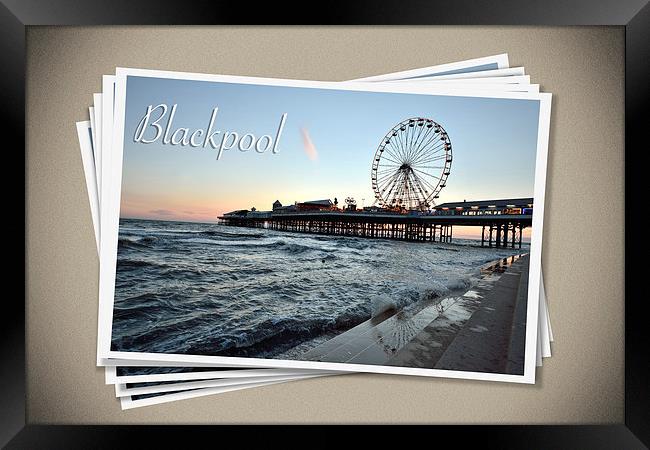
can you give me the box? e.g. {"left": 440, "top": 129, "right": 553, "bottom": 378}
{"left": 75, "top": 54, "right": 554, "bottom": 409}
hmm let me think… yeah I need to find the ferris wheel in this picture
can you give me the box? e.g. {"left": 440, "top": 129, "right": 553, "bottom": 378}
{"left": 371, "top": 117, "right": 452, "bottom": 210}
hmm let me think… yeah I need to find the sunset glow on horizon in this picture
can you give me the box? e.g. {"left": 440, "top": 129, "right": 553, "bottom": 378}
{"left": 120, "top": 76, "right": 540, "bottom": 226}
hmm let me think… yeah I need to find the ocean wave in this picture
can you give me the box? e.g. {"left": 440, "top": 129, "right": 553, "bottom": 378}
{"left": 163, "top": 229, "right": 265, "bottom": 239}
{"left": 116, "top": 258, "right": 171, "bottom": 270}
{"left": 408, "top": 275, "right": 474, "bottom": 303}
{"left": 119, "top": 229, "right": 264, "bottom": 249}
{"left": 184, "top": 308, "right": 370, "bottom": 357}
{"left": 111, "top": 269, "right": 481, "bottom": 357}
{"left": 190, "top": 239, "right": 331, "bottom": 254}
{"left": 112, "top": 218, "right": 528, "bottom": 358}
{"left": 171, "top": 277, "right": 474, "bottom": 356}
{"left": 113, "top": 303, "right": 164, "bottom": 321}
{"left": 198, "top": 230, "right": 264, "bottom": 239}
{"left": 370, "top": 294, "right": 397, "bottom": 317}
{"left": 118, "top": 236, "right": 158, "bottom": 249}
{"left": 115, "top": 297, "right": 371, "bottom": 356}
{"left": 337, "top": 239, "right": 370, "bottom": 250}
{"left": 178, "top": 237, "right": 235, "bottom": 247}
{"left": 114, "top": 266, "right": 479, "bottom": 357}
{"left": 273, "top": 241, "right": 316, "bottom": 254}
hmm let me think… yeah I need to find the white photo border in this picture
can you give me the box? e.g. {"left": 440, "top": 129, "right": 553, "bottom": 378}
{"left": 99, "top": 67, "right": 550, "bottom": 384}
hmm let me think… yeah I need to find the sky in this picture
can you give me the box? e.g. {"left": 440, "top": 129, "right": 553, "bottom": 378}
{"left": 120, "top": 75, "right": 540, "bottom": 225}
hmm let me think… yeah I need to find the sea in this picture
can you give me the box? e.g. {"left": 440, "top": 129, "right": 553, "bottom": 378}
{"left": 111, "top": 218, "right": 529, "bottom": 359}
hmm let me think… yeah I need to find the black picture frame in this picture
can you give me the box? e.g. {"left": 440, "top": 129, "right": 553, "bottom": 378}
{"left": 7, "top": 0, "right": 648, "bottom": 447}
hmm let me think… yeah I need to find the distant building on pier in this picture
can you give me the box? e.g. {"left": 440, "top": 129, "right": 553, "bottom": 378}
{"left": 248, "top": 210, "right": 273, "bottom": 219}
{"left": 433, "top": 198, "right": 533, "bottom": 216}
{"left": 296, "top": 199, "right": 334, "bottom": 211}
{"left": 272, "top": 203, "right": 297, "bottom": 214}
{"left": 222, "top": 209, "right": 249, "bottom": 217}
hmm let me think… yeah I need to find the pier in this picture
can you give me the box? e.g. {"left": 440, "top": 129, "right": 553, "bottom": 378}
{"left": 218, "top": 198, "right": 533, "bottom": 248}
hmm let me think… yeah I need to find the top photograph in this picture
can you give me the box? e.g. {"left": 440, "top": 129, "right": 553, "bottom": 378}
{"left": 102, "top": 70, "right": 550, "bottom": 382}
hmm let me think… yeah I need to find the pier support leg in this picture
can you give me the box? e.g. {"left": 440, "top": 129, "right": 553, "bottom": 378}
{"left": 488, "top": 225, "right": 493, "bottom": 248}
{"left": 496, "top": 224, "right": 502, "bottom": 248}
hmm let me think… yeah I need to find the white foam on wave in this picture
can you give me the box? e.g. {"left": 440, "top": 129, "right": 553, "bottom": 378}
{"left": 371, "top": 294, "right": 397, "bottom": 317}
{"left": 463, "top": 290, "right": 483, "bottom": 299}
